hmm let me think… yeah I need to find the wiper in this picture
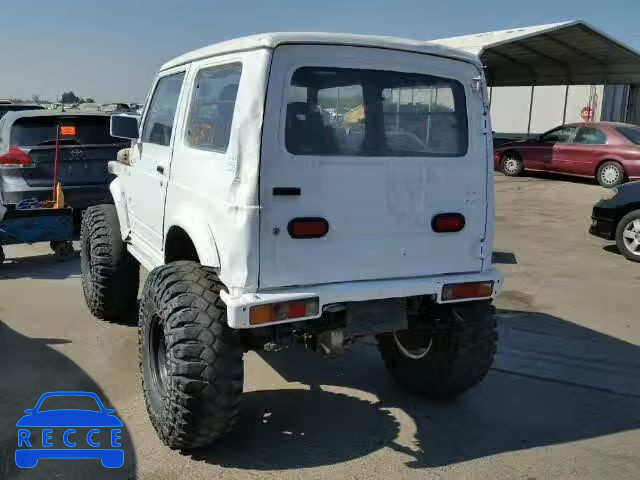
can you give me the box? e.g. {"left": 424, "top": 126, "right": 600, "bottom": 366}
{"left": 36, "top": 138, "right": 80, "bottom": 146}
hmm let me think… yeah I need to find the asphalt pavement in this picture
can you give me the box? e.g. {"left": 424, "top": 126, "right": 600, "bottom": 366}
{"left": 0, "top": 174, "right": 639, "bottom": 479}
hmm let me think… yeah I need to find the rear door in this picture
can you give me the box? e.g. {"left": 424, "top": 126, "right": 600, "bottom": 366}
{"left": 259, "top": 45, "right": 488, "bottom": 289}
{"left": 558, "top": 126, "right": 607, "bottom": 175}
{"left": 10, "top": 115, "right": 128, "bottom": 187}
{"left": 534, "top": 126, "right": 578, "bottom": 171}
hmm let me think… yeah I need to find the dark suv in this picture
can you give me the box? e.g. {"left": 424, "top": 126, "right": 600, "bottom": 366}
{"left": 0, "top": 111, "right": 129, "bottom": 209}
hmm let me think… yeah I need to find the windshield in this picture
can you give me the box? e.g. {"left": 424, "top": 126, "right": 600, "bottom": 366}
{"left": 617, "top": 125, "right": 640, "bottom": 145}
{"left": 285, "top": 67, "right": 468, "bottom": 157}
{"left": 37, "top": 395, "right": 101, "bottom": 412}
{"left": 10, "top": 115, "right": 127, "bottom": 146}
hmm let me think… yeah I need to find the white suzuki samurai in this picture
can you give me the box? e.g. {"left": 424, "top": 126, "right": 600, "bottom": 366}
{"left": 80, "top": 33, "right": 503, "bottom": 449}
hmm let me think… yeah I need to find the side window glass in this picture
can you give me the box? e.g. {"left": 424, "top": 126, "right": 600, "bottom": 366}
{"left": 574, "top": 127, "right": 606, "bottom": 145}
{"left": 186, "top": 63, "right": 242, "bottom": 152}
{"left": 141, "top": 72, "right": 185, "bottom": 146}
{"left": 540, "top": 127, "right": 576, "bottom": 144}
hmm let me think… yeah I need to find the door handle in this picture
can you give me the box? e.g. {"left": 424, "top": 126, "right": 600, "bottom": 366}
{"left": 273, "top": 187, "right": 301, "bottom": 196}
{"left": 156, "top": 165, "right": 165, "bottom": 175}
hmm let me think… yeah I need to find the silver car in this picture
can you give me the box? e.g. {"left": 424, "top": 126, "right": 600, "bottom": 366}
{"left": 0, "top": 110, "right": 129, "bottom": 209}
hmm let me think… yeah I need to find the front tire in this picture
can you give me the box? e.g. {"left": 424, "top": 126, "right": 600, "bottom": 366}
{"left": 81, "top": 204, "right": 139, "bottom": 322}
{"left": 597, "top": 161, "right": 625, "bottom": 187}
{"left": 377, "top": 301, "right": 496, "bottom": 398}
{"left": 615, "top": 209, "right": 640, "bottom": 262}
{"left": 500, "top": 152, "right": 524, "bottom": 177}
{"left": 139, "top": 261, "right": 243, "bottom": 449}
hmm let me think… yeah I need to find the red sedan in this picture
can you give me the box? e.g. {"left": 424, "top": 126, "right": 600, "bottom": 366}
{"left": 494, "top": 122, "right": 640, "bottom": 187}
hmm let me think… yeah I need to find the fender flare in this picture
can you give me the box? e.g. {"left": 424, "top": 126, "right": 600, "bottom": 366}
{"left": 164, "top": 213, "right": 221, "bottom": 268}
{"left": 108, "top": 177, "right": 130, "bottom": 241}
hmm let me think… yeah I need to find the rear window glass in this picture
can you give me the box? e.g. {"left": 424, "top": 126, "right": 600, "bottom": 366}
{"left": 617, "top": 126, "right": 640, "bottom": 145}
{"left": 285, "top": 67, "right": 468, "bottom": 157}
{"left": 10, "top": 116, "right": 126, "bottom": 146}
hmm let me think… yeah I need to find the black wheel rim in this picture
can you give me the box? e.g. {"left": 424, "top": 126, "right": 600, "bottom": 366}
{"left": 149, "top": 316, "right": 169, "bottom": 394}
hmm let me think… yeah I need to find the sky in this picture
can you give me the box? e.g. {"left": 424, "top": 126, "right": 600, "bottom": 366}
{"left": 1, "top": 0, "right": 639, "bottom": 103}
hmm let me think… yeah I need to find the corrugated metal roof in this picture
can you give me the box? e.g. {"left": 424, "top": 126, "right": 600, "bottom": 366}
{"left": 430, "top": 21, "right": 640, "bottom": 86}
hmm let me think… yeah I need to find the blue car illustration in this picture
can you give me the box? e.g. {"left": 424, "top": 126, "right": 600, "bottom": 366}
{"left": 15, "top": 391, "right": 124, "bottom": 469}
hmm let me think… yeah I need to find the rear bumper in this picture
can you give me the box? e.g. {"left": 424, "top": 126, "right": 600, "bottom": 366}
{"left": 0, "top": 184, "right": 112, "bottom": 210}
{"left": 221, "top": 269, "right": 504, "bottom": 329}
{"left": 589, "top": 216, "right": 616, "bottom": 240}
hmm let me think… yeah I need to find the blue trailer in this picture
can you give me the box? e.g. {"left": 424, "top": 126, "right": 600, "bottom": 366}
{"left": 0, "top": 207, "right": 74, "bottom": 264}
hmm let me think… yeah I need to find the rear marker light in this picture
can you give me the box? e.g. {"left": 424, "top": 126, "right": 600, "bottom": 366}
{"left": 288, "top": 217, "right": 329, "bottom": 239}
{"left": 0, "top": 146, "right": 33, "bottom": 166}
{"left": 432, "top": 213, "right": 465, "bottom": 233}
{"left": 442, "top": 281, "right": 494, "bottom": 301}
{"left": 250, "top": 298, "right": 320, "bottom": 325}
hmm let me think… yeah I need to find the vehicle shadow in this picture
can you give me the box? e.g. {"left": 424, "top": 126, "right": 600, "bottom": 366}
{"left": 194, "top": 309, "right": 640, "bottom": 469}
{"left": 0, "top": 321, "right": 136, "bottom": 479}
{"left": 0, "top": 251, "right": 80, "bottom": 281}
{"left": 524, "top": 171, "right": 597, "bottom": 186}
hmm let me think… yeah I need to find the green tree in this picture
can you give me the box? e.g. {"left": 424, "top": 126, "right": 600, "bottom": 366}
{"left": 61, "top": 91, "right": 80, "bottom": 104}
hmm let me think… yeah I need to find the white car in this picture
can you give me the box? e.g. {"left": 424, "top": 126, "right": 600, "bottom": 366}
{"left": 80, "top": 33, "right": 503, "bottom": 450}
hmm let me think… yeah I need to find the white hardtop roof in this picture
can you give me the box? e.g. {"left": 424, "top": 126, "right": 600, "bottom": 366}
{"left": 161, "top": 32, "right": 481, "bottom": 71}
{"left": 430, "top": 20, "right": 640, "bottom": 86}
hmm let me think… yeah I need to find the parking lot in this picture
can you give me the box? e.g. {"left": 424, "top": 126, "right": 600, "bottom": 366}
{"left": 0, "top": 174, "right": 639, "bottom": 480}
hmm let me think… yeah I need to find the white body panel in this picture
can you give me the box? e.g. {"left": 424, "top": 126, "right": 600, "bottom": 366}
{"left": 259, "top": 45, "right": 490, "bottom": 288}
{"left": 164, "top": 49, "right": 270, "bottom": 291}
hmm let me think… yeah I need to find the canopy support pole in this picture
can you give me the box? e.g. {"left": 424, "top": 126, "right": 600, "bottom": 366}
{"left": 562, "top": 85, "right": 569, "bottom": 124}
{"left": 527, "top": 86, "right": 535, "bottom": 134}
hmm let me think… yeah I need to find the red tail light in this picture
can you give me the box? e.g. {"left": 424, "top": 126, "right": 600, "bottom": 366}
{"left": 288, "top": 217, "right": 329, "bottom": 239}
{"left": 0, "top": 146, "right": 33, "bottom": 166}
{"left": 250, "top": 298, "right": 320, "bottom": 325}
{"left": 432, "top": 213, "right": 465, "bottom": 233}
{"left": 442, "top": 281, "right": 494, "bottom": 301}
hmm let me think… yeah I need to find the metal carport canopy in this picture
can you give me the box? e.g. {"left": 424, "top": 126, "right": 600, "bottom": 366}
{"left": 429, "top": 21, "right": 640, "bottom": 86}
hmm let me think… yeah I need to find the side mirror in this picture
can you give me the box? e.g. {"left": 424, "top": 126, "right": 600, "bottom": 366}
{"left": 110, "top": 114, "right": 139, "bottom": 140}
{"left": 105, "top": 409, "right": 116, "bottom": 415}
{"left": 24, "top": 409, "right": 33, "bottom": 414}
